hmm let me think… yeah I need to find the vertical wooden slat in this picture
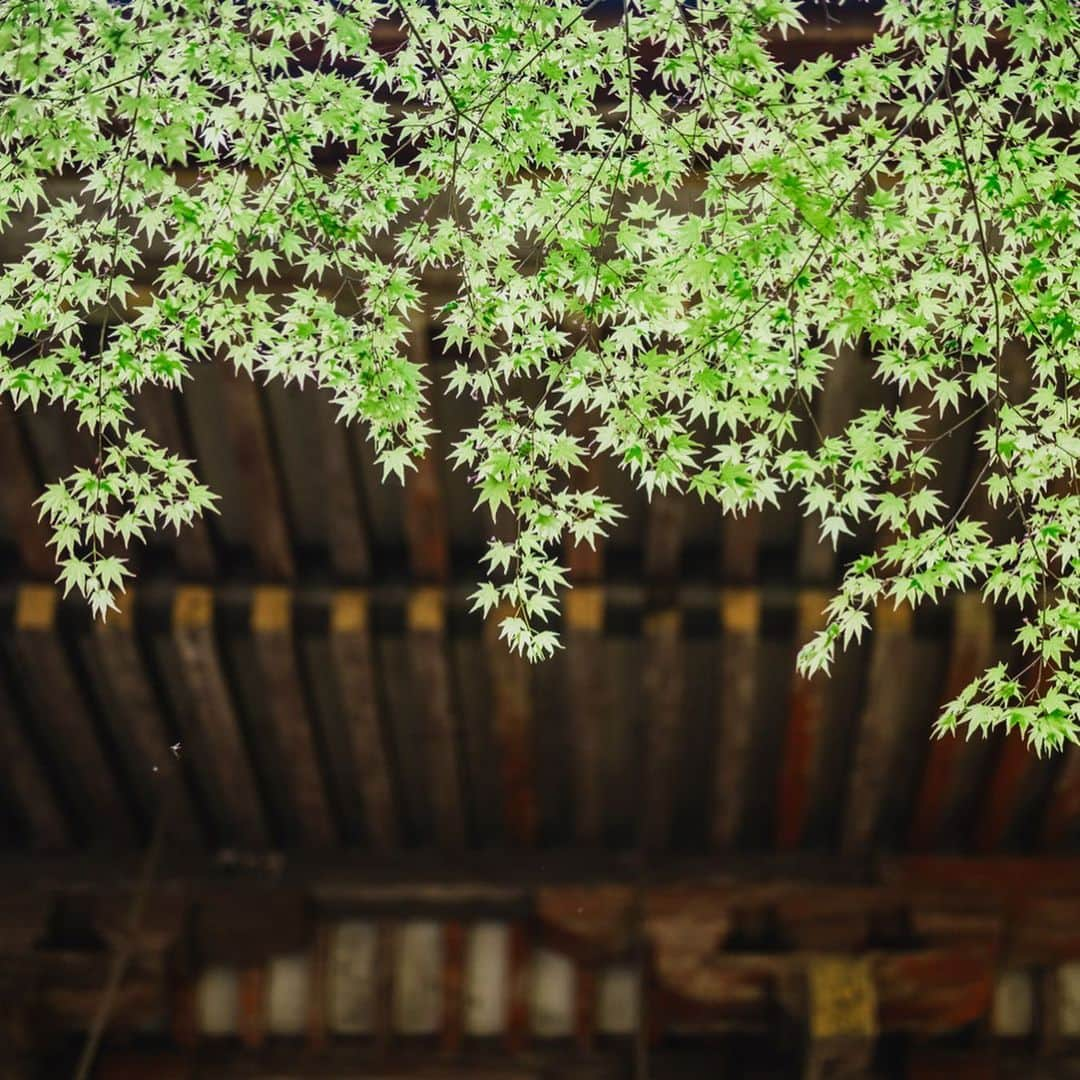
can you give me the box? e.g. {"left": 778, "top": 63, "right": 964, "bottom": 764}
{"left": 776, "top": 590, "right": 831, "bottom": 850}
{"left": 403, "top": 322, "right": 450, "bottom": 583}
{"left": 1042, "top": 747, "right": 1080, "bottom": 850}
{"left": 172, "top": 586, "right": 268, "bottom": 849}
{"left": 13, "top": 585, "right": 136, "bottom": 847}
{"left": 722, "top": 509, "right": 761, "bottom": 584}
{"left": 374, "top": 921, "right": 395, "bottom": 1054}
{"left": 574, "top": 962, "right": 597, "bottom": 1054}
{"left": 975, "top": 668, "right": 1046, "bottom": 853}
{"left": 329, "top": 591, "right": 398, "bottom": 851}
{"left": 797, "top": 344, "right": 866, "bottom": 584}
{"left": 134, "top": 384, "right": 216, "bottom": 577}
{"left": 842, "top": 601, "right": 915, "bottom": 854}
{"left": 219, "top": 367, "right": 294, "bottom": 580}
{"left": 566, "top": 586, "right": 606, "bottom": 845}
{"left": 909, "top": 595, "right": 995, "bottom": 851}
{"left": 0, "top": 672, "right": 68, "bottom": 849}
{"left": 713, "top": 588, "right": 760, "bottom": 848}
{"left": 250, "top": 587, "right": 335, "bottom": 848}
{"left": 407, "top": 588, "right": 465, "bottom": 848}
{"left": 307, "top": 924, "right": 330, "bottom": 1051}
{"left": 238, "top": 965, "right": 266, "bottom": 1049}
{"left": 643, "top": 493, "right": 684, "bottom": 586}
{"left": 322, "top": 412, "right": 371, "bottom": 580}
{"left": 0, "top": 405, "right": 53, "bottom": 577}
{"left": 640, "top": 609, "right": 682, "bottom": 851}
{"left": 506, "top": 923, "right": 530, "bottom": 1054}
{"left": 441, "top": 922, "right": 466, "bottom": 1056}
{"left": 90, "top": 589, "right": 201, "bottom": 847}
{"left": 169, "top": 959, "right": 199, "bottom": 1052}
{"left": 975, "top": 732, "right": 1033, "bottom": 854}
{"left": 485, "top": 607, "right": 536, "bottom": 846}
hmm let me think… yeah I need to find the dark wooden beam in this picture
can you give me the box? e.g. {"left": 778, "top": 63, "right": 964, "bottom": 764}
{"left": 842, "top": 601, "right": 915, "bottom": 854}
{"left": 722, "top": 508, "right": 761, "bottom": 584}
{"left": 97, "top": 1048, "right": 629, "bottom": 1079}
{"left": 134, "top": 384, "right": 216, "bottom": 577}
{"left": 374, "top": 920, "right": 395, "bottom": 1054}
{"left": 88, "top": 589, "right": 202, "bottom": 847}
{"left": 909, "top": 595, "right": 995, "bottom": 851}
{"left": 238, "top": 964, "right": 267, "bottom": 1049}
{"left": 13, "top": 585, "right": 136, "bottom": 847}
{"left": 320, "top": 405, "right": 371, "bottom": 580}
{"left": 485, "top": 608, "right": 536, "bottom": 847}
{"left": 1041, "top": 744, "right": 1080, "bottom": 850}
{"left": 566, "top": 587, "right": 607, "bottom": 845}
{"left": 407, "top": 588, "right": 466, "bottom": 848}
{"left": 776, "top": 590, "right": 830, "bottom": 850}
{"left": 17, "top": 852, "right": 1080, "bottom": 901}
{"left": 329, "top": 591, "right": 399, "bottom": 851}
{"left": 403, "top": 321, "right": 450, "bottom": 583}
{"left": 975, "top": 730, "right": 1033, "bottom": 854}
{"left": 171, "top": 586, "right": 268, "bottom": 849}
{"left": 307, "top": 923, "right": 330, "bottom": 1051}
{"left": 643, "top": 493, "right": 684, "bottom": 588}
{"left": 713, "top": 589, "right": 760, "bottom": 848}
{"left": 0, "top": 405, "right": 53, "bottom": 578}
{"left": 0, "top": 671, "right": 68, "bottom": 849}
{"left": 640, "top": 609, "right": 682, "bottom": 851}
{"left": 574, "top": 961, "right": 598, "bottom": 1054}
{"left": 219, "top": 366, "right": 294, "bottom": 580}
{"left": 506, "top": 923, "right": 530, "bottom": 1054}
{"left": 250, "top": 587, "right": 336, "bottom": 847}
{"left": 441, "top": 921, "right": 466, "bottom": 1055}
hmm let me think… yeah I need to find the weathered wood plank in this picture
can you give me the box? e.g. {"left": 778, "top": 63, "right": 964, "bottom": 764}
{"left": 374, "top": 921, "right": 395, "bottom": 1053}
{"left": 640, "top": 609, "right": 682, "bottom": 852}
{"left": 565, "top": 586, "right": 607, "bottom": 845}
{"left": 0, "top": 404, "right": 53, "bottom": 578}
{"left": 974, "top": 731, "right": 1034, "bottom": 854}
{"left": 321, "top": 408, "right": 371, "bottom": 580}
{"left": 842, "top": 601, "right": 915, "bottom": 854}
{"left": 1041, "top": 746, "right": 1080, "bottom": 850}
{"left": 776, "top": 590, "right": 831, "bottom": 850}
{"left": 909, "top": 595, "right": 995, "bottom": 851}
{"left": 407, "top": 588, "right": 466, "bottom": 848}
{"left": 485, "top": 608, "right": 536, "bottom": 847}
{"left": 722, "top": 509, "right": 761, "bottom": 584}
{"left": 329, "top": 591, "right": 399, "bottom": 851}
{"left": 134, "top": 384, "right": 216, "bottom": 577}
{"left": 13, "top": 585, "right": 136, "bottom": 847}
{"left": 251, "top": 587, "right": 336, "bottom": 848}
{"left": 441, "top": 921, "right": 466, "bottom": 1056}
{"left": 0, "top": 670, "right": 68, "bottom": 849}
{"left": 574, "top": 962, "right": 597, "bottom": 1054}
{"left": 506, "top": 923, "right": 530, "bottom": 1054}
{"left": 307, "top": 924, "right": 331, "bottom": 1050}
{"left": 403, "top": 323, "right": 450, "bottom": 583}
{"left": 643, "top": 493, "right": 684, "bottom": 587}
{"left": 219, "top": 366, "right": 294, "bottom": 580}
{"left": 713, "top": 589, "right": 760, "bottom": 849}
{"left": 238, "top": 965, "right": 267, "bottom": 1049}
{"left": 171, "top": 586, "right": 268, "bottom": 848}
{"left": 89, "top": 589, "right": 202, "bottom": 847}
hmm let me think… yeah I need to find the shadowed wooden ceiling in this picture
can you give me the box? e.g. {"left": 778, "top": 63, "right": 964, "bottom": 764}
{"left": 1, "top": 6, "right": 1078, "bottom": 1078}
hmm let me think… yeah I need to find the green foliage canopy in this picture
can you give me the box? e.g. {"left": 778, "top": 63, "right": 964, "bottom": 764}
{"left": 1, "top": 0, "right": 1079, "bottom": 749}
